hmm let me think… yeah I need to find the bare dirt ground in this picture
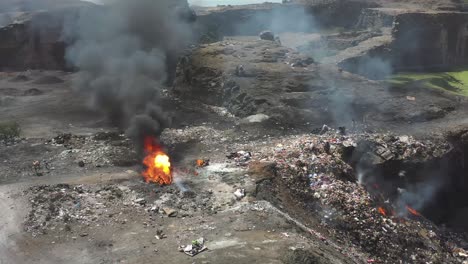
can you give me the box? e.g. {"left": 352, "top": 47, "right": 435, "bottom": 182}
{"left": 1, "top": 70, "right": 468, "bottom": 264}
{"left": 0, "top": 70, "right": 359, "bottom": 264}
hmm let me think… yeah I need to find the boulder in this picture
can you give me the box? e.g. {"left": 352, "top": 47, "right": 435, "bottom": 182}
{"left": 259, "top": 30, "right": 275, "bottom": 41}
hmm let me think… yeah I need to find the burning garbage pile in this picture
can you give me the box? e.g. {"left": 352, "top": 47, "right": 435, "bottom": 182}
{"left": 142, "top": 136, "right": 172, "bottom": 185}
{"left": 251, "top": 130, "right": 467, "bottom": 263}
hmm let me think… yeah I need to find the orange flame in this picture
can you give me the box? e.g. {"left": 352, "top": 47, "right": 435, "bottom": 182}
{"left": 406, "top": 206, "right": 421, "bottom": 216}
{"left": 142, "top": 137, "right": 172, "bottom": 185}
{"left": 378, "top": 207, "right": 387, "bottom": 216}
{"left": 196, "top": 159, "right": 209, "bottom": 167}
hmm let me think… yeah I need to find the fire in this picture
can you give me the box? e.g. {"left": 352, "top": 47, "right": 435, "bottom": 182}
{"left": 142, "top": 137, "right": 172, "bottom": 185}
{"left": 406, "top": 206, "right": 421, "bottom": 216}
{"left": 196, "top": 159, "right": 209, "bottom": 167}
{"left": 378, "top": 207, "right": 387, "bottom": 216}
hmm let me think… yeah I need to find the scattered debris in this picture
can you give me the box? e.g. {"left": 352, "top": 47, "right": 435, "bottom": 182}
{"left": 134, "top": 198, "right": 146, "bottom": 205}
{"left": 234, "top": 189, "right": 245, "bottom": 200}
{"left": 235, "top": 64, "right": 245, "bottom": 76}
{"left": 179, "top": 238, "right": 207, "bottom": 257}
{"left": 155, "top": 229, "right": 166, "bottom": 240}
{"left": 227, "top": 151, "right": 252, "bottom": 166}
{"left": 32, "top": 160, "right": 42, "bottom": 176}
{"left": 162, "top": 207, "right": 178, "bottom": 217}
{"left": 241, "top": 114, "right": 270, "bottom": 123}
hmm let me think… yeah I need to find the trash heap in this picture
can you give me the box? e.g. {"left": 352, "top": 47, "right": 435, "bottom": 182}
{"left": 51, "top": 132, "right": 138, "bottom": 167}
{"left": 251, "top": 130, "right": 466, "bottom": 263}
{"left": 24, "top": 184, "right": 215, "bottom": 238}
{"left": 24, "top": 184, "right": 127, "bottom": 237}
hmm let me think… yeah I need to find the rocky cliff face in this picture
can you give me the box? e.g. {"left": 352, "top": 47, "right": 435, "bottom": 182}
{"left": 329, "top": 9, "right": 468, "bottom": 76}
{"left": 0, "top": 10, "right": 68, "bottom": 70}
{"left": 194, "top": 1, "right": 377, "bottom": 43}
{"left": 173, "top": 40, "right": 464, "bottom": 130}
{"left": 392, "top": 12, "right": 468, "bottom": 70}
{"left": 0, "top": 0, "right": 195, "bottom": 72}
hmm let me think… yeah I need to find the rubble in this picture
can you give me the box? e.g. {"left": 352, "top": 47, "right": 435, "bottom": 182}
{"left": 227, "top": 151, "right": 252, "bottom": 166}
{"left": 23, "top": 182, "right": 216, "bottom": 238}
{"left": 259, "top": 31, "right": 275, "bottom": 41}
{"left": 247, "top": 129, "right": 464, "bottom": 263}
{"left": 50, "top": 132, "right": 138, "bottom": 168}
{"left": 234, "top": 189, "right": 245, "bottom": 200}
{"left": 179, "top": 237, "right": 207, "bottom": 257}
{"left": 162, "top": 207, "right": 178, "bottom": 217}
{"left": 155, "top": 229, "right": 166, "bottom": 240}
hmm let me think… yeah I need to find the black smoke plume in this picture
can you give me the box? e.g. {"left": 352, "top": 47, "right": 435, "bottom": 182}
{"left": 64, "top": 0, "right": 194, "bottom": 152}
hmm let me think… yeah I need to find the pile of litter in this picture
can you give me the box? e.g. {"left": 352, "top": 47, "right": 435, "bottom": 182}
{"left": 24, "top": 184, "right": 215, "bottom": 237}
{"left": 179, "top": 237, "right": 207, "bottom": 257}
{"left": 246, "top": 130, "right": 466, "bottom": 263}
{"left": 50, "top": 133, "right": 138, "bottom": 167}
{"left": 24, "top": 184, "right": 128, "bottom": 237}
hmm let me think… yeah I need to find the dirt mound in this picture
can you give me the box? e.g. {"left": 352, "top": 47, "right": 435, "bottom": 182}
{"left": 32, "top": 75, "right": 64, "bottom": 84}
{"left": 9, "top": 74, "right": 30, "bottom": 82}
{"left": 23, "top": 88, "right": 43, "bottom": 96}
{"left": 0, "top": 88, "right": 21, "bottom": 96}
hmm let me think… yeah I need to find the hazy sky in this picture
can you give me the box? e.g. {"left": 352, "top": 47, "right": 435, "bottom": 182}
{"left": 188, "top": 0, "right": 282, "bottom": 6}
{"left": 83, "top": 0, "right": 282, "bottom": 7}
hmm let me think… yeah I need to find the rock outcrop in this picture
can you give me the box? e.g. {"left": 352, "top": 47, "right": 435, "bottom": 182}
{"left": 0, "top": 11, "right": 68, "bottom": 70}
{"left": 0, "top": 0, "right": 195, "bottom": 72}
{"left": 392, "top": 11, "right": 468, "bottom": 70}
{"left": 173, "top": 40, "right": 464, "bottom": 130}
{"left": 328, "top": 9, "right": 468, "bottom": 76}
{"left": 194, "top": 1, "right": 378, "bottom": 43}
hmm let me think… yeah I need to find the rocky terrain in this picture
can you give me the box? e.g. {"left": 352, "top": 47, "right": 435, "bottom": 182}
{"left": 1, "top": 0, "right": 468, "bottom": 264}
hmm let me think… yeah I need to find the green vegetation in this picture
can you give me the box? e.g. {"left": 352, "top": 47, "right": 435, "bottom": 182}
{"left": 387, "top": 69, "right": 468, "bottom": 96}
{"left": 0, "top": 121, "right": 20, "bottom": 140}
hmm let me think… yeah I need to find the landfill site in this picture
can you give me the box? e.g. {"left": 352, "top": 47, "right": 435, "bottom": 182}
{"left": 1, "top": 0, "right": 468, "bottom": 263}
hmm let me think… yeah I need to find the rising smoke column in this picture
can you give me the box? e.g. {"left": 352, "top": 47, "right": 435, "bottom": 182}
{"left": 64, "top": 0, "right": 194, "bottom": 151}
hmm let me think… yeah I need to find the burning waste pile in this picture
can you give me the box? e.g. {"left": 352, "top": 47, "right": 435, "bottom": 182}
{"left": 250, "top": 129, "right": 468, "bottom": 263}
{"left": 63, "top": 0, "right": 194, "bottom": 170}
{"left": 141, "top": 136, "right": 172, "bottom": 185}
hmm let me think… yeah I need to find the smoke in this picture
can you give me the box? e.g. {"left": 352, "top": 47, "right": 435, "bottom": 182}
{"left": 395, "top": 176, "right": 441, "bottom": 216}
{"left": 64, "top": 0, "right": 194, "bottom": 151}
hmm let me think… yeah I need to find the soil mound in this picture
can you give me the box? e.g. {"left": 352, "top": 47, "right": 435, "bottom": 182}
{"left": 23, "top": 88, "right": 43, "bottom": 96}
{"left": 32, "top": 75, "right": 64, "bottom": 84}
{"left": 9, "top": 75, "right": 30, "bottom": 82}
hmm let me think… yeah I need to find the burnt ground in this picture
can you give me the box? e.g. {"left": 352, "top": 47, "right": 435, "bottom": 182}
{"left": 1, "top": 69, "right": 468, "bottom": 264}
